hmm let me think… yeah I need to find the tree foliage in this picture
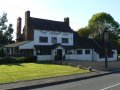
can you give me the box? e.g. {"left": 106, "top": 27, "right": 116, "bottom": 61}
{"left": 0, "top": 48, "right": 6, "bottom": 57}
{"left": 77, "top": 27, "right": 91, "bottom": 38}
{"left": 88, "top": 12, "right": 119, "bottom": 37}
{"left": 77, "top": 12, "right": 120, "bottom": 52}
{"left": 0, "top": 13, "right": 14, "bottom": 45}
{"left": 0, "top": 13, "right": 8, "bottom": 31}
{"left": 88, "top": 12, "right": 120, "bottom": 50}
{"left": 4, "top": 24, "right": 14, "bottom": 44}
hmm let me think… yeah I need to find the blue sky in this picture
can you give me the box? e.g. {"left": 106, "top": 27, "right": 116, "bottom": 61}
{"left": 0, "top": 0, "right": 120, "bottom": 39}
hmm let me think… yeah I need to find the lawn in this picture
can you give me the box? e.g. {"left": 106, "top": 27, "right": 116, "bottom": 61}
{"left": 0, "top": 63, "right": 89, "bottom": 84}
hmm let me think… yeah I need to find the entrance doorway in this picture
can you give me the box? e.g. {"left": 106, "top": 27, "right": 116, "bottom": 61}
{"left": 57, "top": 49, "right": 62, "bottom": 60}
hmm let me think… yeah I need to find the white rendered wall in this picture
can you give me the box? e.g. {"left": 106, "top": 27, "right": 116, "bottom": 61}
{"left": 34, "top": 30, "right": 73, "bottom": 46}
{"left": 112, "top": 50, "right": 117, "bottom": 60}
{"left": 37, "top": 55, "right": 53, "bottom": 61}
{"left": 93, "top": 50, "right": 98, "bottom": 61}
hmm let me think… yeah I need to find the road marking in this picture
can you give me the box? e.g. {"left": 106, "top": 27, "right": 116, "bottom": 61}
{"left": 100, "top": 82, "right": 120, "bottom": 90}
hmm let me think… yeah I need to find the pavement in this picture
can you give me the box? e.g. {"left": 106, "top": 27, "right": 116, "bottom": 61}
{"left": 0, "top": 61, "right": 120, "bottom": 90}
{"left": 32, "top": 71, "right": 120, "bottom": 90}
{"left": 64, "top": 60, "right": 120, "bottom": 71}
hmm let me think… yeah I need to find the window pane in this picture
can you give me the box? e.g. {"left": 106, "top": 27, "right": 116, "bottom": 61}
{"left": 62, "top": 38, "right": 68, "bottom": 43}
{"left": 39, "top": 37, "right": 48, "bottom": 43}
{"left": 85, "top": 50, "right": 90, "bottom": 54}
{"left": 77, "top": 50, "right": 82, "bottom": 54}
{"left": 51, "top": 37, "right": 57, "bottom": 43}
{"left": 36, "top": 49, "right": 51, "bottom": 55}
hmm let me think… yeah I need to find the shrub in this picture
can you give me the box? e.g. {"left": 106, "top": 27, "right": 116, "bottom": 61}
{"left": 0, "top": 48, "right": 6, "bottom": 57}
{"left": 0, "top": 56, "right": 37, "bottom": 64}
{"left": 0, "top": 57, "right": 16, "bottom": 64}
{"left": 16, "top": 57, "right": 26, "bottom": 63}
{"left": 24, "top": 56, "right": 37, "bottom": 62}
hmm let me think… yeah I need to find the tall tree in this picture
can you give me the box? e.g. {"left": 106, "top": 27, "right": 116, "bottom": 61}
{"left": 4, "top": 24, "right": 14, "bottom": 44}
{"left": 77, "top": 12, "right": 120, "bottom": 52}
{"left": 0, "top": 12, "right": 8, "bottom": 31}
{"left": 0, "top": 12, "right": 14, "bottom": 45}
{"left": 88, "top": 12, "right": 120, "bottom": 39}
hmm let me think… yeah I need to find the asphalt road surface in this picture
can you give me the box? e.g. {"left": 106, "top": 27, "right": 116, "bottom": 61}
{"left": 32, "top": 72, "right": 120, "bottom": 90}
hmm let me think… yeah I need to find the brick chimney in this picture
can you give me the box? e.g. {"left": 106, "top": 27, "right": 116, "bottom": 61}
{"left": 16, "top": 17, "right": 22, "bottom": 42}
{"left": 64, "top": 17, "right": 69, "bottom": 25}
{"left": 24, "top": 11, "right": 30, "bottom": 40}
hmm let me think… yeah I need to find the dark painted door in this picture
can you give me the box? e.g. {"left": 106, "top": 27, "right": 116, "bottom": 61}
{"left": 57, "top": 49, "right": 62, "bottom": 60}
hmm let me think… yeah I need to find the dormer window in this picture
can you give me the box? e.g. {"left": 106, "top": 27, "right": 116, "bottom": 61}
{"left": 39, "top": 36, "right": 48, "bottom": 43}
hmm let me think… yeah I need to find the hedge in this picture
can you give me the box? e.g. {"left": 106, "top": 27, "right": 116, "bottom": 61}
{"left": 0, "top": 56, "right": 37, "bottom": 64}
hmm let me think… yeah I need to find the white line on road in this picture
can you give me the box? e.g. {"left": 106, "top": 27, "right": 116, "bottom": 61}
{"left": 100, "top": 82, "right": 120, "bottom": 90}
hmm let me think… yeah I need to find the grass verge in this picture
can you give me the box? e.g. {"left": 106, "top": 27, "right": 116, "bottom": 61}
{"left": 0, "top": 63, "right": 89, "bottom": 84}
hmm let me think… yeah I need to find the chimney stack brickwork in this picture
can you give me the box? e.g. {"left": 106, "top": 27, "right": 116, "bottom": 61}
{"left": 16, "top": 17, "right": 22, "bottom": 42}
{"left": 24, "top": 11, "right": 30, "bottom": 40}
{"left": 16, "top": 11, "right": 33, "bottom": 42}
{"left": 64, "top": 17, "right": 69, "bottom": 25}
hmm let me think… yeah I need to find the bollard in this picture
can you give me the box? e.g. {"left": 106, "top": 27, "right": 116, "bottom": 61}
{"left": 88, "top": 67, "right": 92, "bottom": 71}
{"left": 78, "top": 65, "right": 82, "bottom": 68}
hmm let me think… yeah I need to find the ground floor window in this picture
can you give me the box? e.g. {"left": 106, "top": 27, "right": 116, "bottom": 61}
{"left": 65, "top": 49, "right": 74, "bottom": 54}
{"left": 99, "top": 52, "right": 113, "bottom": 58}
{"left": 85, "top": 50, "right": 90, "bottom": 54}
{"left": 36, "top": 48, "right": 51, "bottom": 55}
{"left": 77, "top": 50, "right": 82, "bottom": 54}
{"left": 20, "top": 49, "right": 33, "bottom": 55}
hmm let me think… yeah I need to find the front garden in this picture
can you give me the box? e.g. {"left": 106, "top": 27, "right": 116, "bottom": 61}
{"left": 0, "top": 63, "right": 89, "bottom": 84}
{"left": 0, "top": 48, "right": 90, "bottom": 84}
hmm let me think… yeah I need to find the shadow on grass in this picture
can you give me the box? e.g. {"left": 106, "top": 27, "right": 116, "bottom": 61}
{"left": 0, "top": 63, "right": 25, "bottom": 67}
{"left": 37, "top": 62, "right": 56, "bottom": 65}
{"left": 37, "top": 61, "right": 70, "bottom": 66}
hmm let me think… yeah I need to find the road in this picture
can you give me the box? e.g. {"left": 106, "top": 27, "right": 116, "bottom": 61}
{"left": 32, "top": 72, "right": 120, "bottom": 90}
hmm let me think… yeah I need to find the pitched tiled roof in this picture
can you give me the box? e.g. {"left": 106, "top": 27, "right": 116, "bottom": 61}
{"left": 93, "top": 40, "right": 117, "bottom": 54}
{"left": 3, "top": 41, "right": 30, "bottom": 48}
{"left": 73, "top": 32, "right": 94, "bottom": 49}
{"left": 30, "top": 17, "right": 73, "bottom": 32}
{"left": 73, "top": 32, "right": 116, "bottom": 53}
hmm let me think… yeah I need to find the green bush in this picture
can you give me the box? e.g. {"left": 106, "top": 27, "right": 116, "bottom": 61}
{"left": 0, "top": 57, "right": 16, "bottom": 64}
{"left": 0, "top": 48, "right": 6, "bottom": 57}
{"left": 16, "top": 57, "right": 26, "bottom": 63}
{"left": 0, "top": 56, "right": 37, "bottom": 64}
{"left": 16, "top": 56, "right": 37, "bottom": 63}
